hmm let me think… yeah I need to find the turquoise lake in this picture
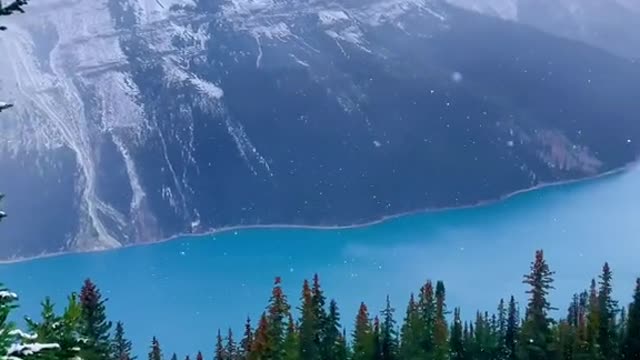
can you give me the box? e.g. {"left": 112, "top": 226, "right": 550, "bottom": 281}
{"left": 1, "top": 168, "right": 640, "bottom": 357}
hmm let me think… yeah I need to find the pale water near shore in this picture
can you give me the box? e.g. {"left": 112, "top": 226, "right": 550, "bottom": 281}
{"left": 1, "top": 168, "right": 639, "bottom": 356}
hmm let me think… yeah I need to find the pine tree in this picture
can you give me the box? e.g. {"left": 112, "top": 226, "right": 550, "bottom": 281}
{"left": 240, "top": 317, "right": 254, "bottom": 359}
{"left": 22, "top": 294, "right": 83, "bottom": 359}
{"left": 283, "top": 313, "right": 299, "bottom": 360}
{"left": 450, "top": 308, "right": 465, "bottom": 360}
{"left": 372, "top": 316, "right": 382, "bottom": 360}
{"left": 380, "top": 296, "right": 398, "bottom": 360}
{"left": 79, "top": 279, "right": 113, "bottom": 360}
{"left": 323, "top": 299, "right": 346, "bottom": 360}
{"left": 266, "top": 277, "right": 290, "bottom": 359}
{"left": 251, "top": 313, "right": 270, "bottom": 360}
{"left": 497, "top": 298, "right": 507, "bottom": 354}
{"left": 419, "top": 281, "right": 436, "bottom": 356}
{"left": 111, "top": 321, "right": 135, "bottom": 360}
{"left": 587, "top": 278, "right": 602, "bottom": 359}
{"left": 519, "top": 250, "right": 555, "bottom": 360}
{"left": 226, "top": 328, "right": 238, "bottom": 360}
{"left": 433, "top": 281, "right": 448, "bottom": 360}
{"left": 196, "top": 351, "right": 203, "bottom": 360}
{"left": 352, "top": 302, "right": 374, "bottom": 360}
{"left": 399, "top": 293, "right": 426, "bottom": 360}
{"left": 170, "top": 353, "right": 177, "bottom": 360}
{"left": 311, "top": 274, "right": 328, "bottom": 360}
{"left": 597, "top": 262, "right": 619, "bottom": 359}
{"left": 148, "top": 337, "right": 162, "bottom": 360}
{"left": 216, "top": 329, "right": 227, "bottom": 360}
{"left": 622, "top": 278, "right": 640, "bottom": 360}
{"left": 298, "top": 279, "right": 319, "bottom": 360}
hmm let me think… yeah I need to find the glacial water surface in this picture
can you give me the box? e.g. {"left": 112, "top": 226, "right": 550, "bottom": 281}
{"left": 1, "top": 168, "right": 639, "bottom": 357}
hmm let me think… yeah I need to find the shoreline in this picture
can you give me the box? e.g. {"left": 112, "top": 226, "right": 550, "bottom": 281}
{"left": 0, "top": 163, "right": 635, "bottom": 266}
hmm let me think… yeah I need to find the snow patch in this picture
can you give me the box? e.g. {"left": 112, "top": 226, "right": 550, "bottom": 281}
{"left": 318, "top": 10, "right": 350, "bottom": 25}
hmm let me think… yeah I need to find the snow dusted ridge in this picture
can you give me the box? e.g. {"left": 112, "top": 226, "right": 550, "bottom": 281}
{"left": 1, "top": 0, "right": 639, "bottom": 259}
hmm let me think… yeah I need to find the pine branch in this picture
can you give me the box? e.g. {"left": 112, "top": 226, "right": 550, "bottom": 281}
{"left": 0, "top": 0, "right": 29, "bottom": 31}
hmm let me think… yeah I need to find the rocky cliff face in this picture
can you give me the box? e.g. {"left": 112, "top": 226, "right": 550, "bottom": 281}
{"left": 0, "top": 0, "right": 639, "bottom": 259}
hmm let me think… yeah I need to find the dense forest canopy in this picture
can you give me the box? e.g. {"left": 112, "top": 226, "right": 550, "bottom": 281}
{"left": 1, "top": 250, "right": 640, "bottom": 359}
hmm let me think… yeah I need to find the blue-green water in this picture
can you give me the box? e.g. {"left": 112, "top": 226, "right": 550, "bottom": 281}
{"left": 1, "top": 168, "right": 640, "bottom": 357}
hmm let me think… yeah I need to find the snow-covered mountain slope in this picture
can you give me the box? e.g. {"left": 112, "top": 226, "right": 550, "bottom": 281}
{"left": 446, "top": 0, "right": 640, "bottom": 58}
{"left": 0, "top": 0, "right": 639, "bottom": 259}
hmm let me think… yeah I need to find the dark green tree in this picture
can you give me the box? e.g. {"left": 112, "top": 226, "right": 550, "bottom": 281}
{"left": 226, "top": 328, "right": 238, "bottom": 360}
{"left": 450, "top": 307, "right": 465, "bottom": 360}
{"left": 399, "top": 293, "right": 426, "bottom": 360}
{"left": 323, "top": 299, "right": 346, "bottom": 360}
{"left": 380, "top": 296, "right": 398, "bottom": 360}
{"left": 283, "top": 313, "right": 299, "bottom": 360}
{"left": 240, "top": 317, "right": 254, "bottom": 359}
{"left": 216, "top": 329, "right": 227, "bottom": 360}
{"left": 622, "top": 278, "right": 640, "bottom": 360}
{"left": 519, "top": 250, "right": 555, "bottom": 360}
{"left": 418, "top": 281, "right": 435, "bottom": 356}
{"left": 298, "top": 279, "right": 319, "bottom": 360}
{"left": 250, "top": 313, "right": 270, "bottom": 360}
{"left": 22, "top": 294, "right": 83, "bottom": 359}
{"left": 79, "top": 279, "right": 113, "bottom": 360}
{"left": 170, "top": 353, "right": 177, "bottom": 360}
{"left": 111, "top": 321, "right": 135, "bottom": 360}
{"left": 597, "top": 262, "right": 619, "bottom": 359}
{"left": 196, "top": 351, "right": 203, "bottom": 360}
{"left": 148, "top": 337, "right": 162, "bottom": 360}
{"left": 372, "top": 316, "right": 382, "bottom": 360}
{"left": 587, "top": 279, "right": 602, "bottom": 359}
{"left": 433, "top": 281, "right": 448, "bottom": 360}
{"left": 311, "top": 275, "right": 328, "bottom": 360}
{"left": 266, "top": 277, "right": 291, "bottom": 359}
{"left": 352, "top": 302, "right": 374, "bottom": 360}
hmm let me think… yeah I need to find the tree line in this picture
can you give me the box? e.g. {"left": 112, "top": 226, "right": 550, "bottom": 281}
{"left": 0, "top": 249, "right": 639, "bottom": 360}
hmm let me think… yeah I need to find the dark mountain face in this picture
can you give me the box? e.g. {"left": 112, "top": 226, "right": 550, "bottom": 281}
{"left": 0, "top": 0, "right": 639, "bottom": 259}
{"left": 447, "top": 0, "right": 640, "bottom": 59}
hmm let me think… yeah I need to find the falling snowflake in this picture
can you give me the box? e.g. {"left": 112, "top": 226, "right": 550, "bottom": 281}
{"left": 373, "top": 140, "right": 382, "bottom": 147}
{"left": 451, "top": 71, "right": 463, "bottom": 83}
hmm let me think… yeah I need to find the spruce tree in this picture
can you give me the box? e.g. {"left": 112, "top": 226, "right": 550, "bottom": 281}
{"left": 419, "top": 281, "right": 435, "bottom": 356}
{"left": 323, "top": 299, "right": 346, "bottom": 360}
{"left": 196, "top": 351, "right": 203, "bottom": 360}
{"left": 372, "top": 316, "right": 382, "bottom": 360}
{"left": 298, "top": 279, "right": 319, "bottom": 360}
{"left": 380, "top": 296, "right": 398, "bottom": 360}
{"left": 311, "top": 274, "right": 328, "bottom": 360}
{"left": 399, "top": 293, "right": 426, "bottom": 360}
{"left": 283, "top": 313, "right": 299, "bottom": 360}
{"left": 352, "top": 302, "right": 374, "bottom": 360}
{"left": 519, "top": 250, "right": 555, "bottom": 360}
{"left": 622, "top": 278, "right": 640, "bottom": 360}
{"left": 266, "top": 277, "right": 290, "bottom": 359}
{"left": 587, "top": 278, "right": 602, "bottom": 359}
{"left": 148, "top": 337, "right": 162, "bottom": 360}
{"left": 226, "top": 328, "right": 238, "bottom": 360}
{"left": 597, "top": 262, "right": 619, "bottom": 359}
{"left": 170, "top": 353, "right": 177, "bottom": 360}
{"left": 80, "top": 279, "right": 113, "bottom": 360}
{"left": 251, "top": 313, "right": 270, "bottom": 360}
{"left": 433, "top": 281, "right": 448, "bottom": 360}
{"left": 23, "top": 294, "right": 83, "bottom": 359}
{"left": 216, "top": 329, "right": 227, "bottom": 360}
{"left": 240, "top": 317, "right": 254, "bottom": 359}
{"left": 450, "top": 308, "right": 465, "bottom": 360}
{"left": 111, "top": 321, "right": 135, "bottom": 360}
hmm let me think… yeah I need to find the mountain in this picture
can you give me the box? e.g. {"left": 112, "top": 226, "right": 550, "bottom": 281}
{"left": 446, "top": 0, "right": 640, "bottom": 59}
{"left": 0, "top": 0, "right": 639, "bottom": 260}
